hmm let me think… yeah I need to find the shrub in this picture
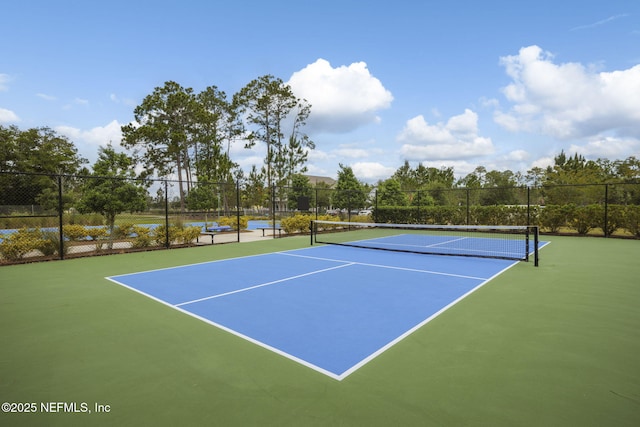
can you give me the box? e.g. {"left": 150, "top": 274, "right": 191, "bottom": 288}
{"left": 622, "top": 205, "right": 640, "bottom": 237}
{"left": 281, "top": 214, "right": 314, "bottom": 234}
{"left": 539, "top": 205, "right": 574, "bottom": 233}
{"left": 113, "top": 222, "right": 135, "bottom": 239}
{"left": 153, "top": 225, "right": 179, "bottom": 246}
{"left": 0, "top": 228, "right": 46, "bottom": 261}
{"left": 571, "top": 205, "right": 601, "bottom": 235}
{"left": 85, "top": 227, "right": 108, "bottom": 251}
{"left": 40, "top": 230, "right": 68, "bottom": 257}
{"left": 63, "top": 224, "right": 88, "bottom": 241}
{"left": 177, "top": 226, "right": 202, "bottom": 244}
{"left": 603, "top": 205, "right": 624, "bottom": 236}
{"left": 131, "top": 226, "right": 152, "bottom": 248}
{"left": 217, "top": 216, "right": 249, "bottom": 230}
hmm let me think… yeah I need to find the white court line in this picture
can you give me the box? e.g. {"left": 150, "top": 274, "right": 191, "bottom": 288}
{"left": 105, "top": 275, "right": 344, "bottom": 380}
{"left": 356, "top": 234, "right": 519, "bottom": 257}
{"left": 105, "top": 244, "right": 549, "bottom": 381}
{"left": 174, "top": 262, "right": 355, "bottom": 307}
{"left": 339, "top": 234, "right": 526, "bottom": 258}
{"left": 278, "top": 252, "right": 488, "bottom": 281}
{"left": 336, "top": 260, "right": 522, "bottom": 380}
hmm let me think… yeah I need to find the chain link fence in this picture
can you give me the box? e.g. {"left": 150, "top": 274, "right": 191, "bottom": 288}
{"left": 0, "top": 172, "right": 240, "bottom": 264}
{"left": 372, "top": 183, "right": 640, "bottom": 237}
{"left": 1, "top": 171, "right": 638, "bottom": 264}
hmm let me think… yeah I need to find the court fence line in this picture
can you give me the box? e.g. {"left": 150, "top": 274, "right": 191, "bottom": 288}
{"left": 1, "top": 171, "right": 638, "bottom": 265}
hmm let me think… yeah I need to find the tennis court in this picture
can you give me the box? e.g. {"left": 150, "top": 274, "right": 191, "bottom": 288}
{"left": 107, "top": 228, "right": 545, "bottom": 380}
{"left": 2, "top": 232, "right": 639, "bottom": 427}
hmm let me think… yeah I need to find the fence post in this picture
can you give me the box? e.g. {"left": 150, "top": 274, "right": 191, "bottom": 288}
{"left": 164, "top": 180, "right": 170, "bottom": 248}
{"left": 374, "top": 190, "right": 378, "bottom": 223}
{"left": 236, "top": 180, "right": 241, "bottom": 242}
{"left": 272, "top": 184, "right": 276, "bottom": 238}
{"left": 604, "top": 184, "right": 609, "bottom": 237}
{"left": 466, "top": 189, "right": 470, "bottom": 225}
{"left": 57, "top": 175, "right": 64, "bottom": 260}
{"left": 527, "top": 186, "right": 531, "bottom": 226}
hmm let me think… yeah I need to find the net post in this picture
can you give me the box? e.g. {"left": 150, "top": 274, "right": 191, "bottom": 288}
{"left": 310, "top": 220, "right": 314, "bottom": 246}
{"left": 534, "top": 226, "right": 539, "bottom": 267}
{"left": 57, "top": 175, "right": 64, "bottom": 260}
{"left": 525, "top": 226, "right": 530, "bottom": 263}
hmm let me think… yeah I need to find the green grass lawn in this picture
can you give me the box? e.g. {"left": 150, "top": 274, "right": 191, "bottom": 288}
{"left": 1, "top": 235, "right": 639, "bottom": 426}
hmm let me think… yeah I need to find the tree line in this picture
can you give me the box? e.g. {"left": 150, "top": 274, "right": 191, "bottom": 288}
{"left": 1, "top": 70, "right": 639, "bottom": 214}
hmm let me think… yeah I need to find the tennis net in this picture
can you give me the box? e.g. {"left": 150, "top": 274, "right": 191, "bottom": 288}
{"left": 310, "top": 220, "right": 539, "bottom": 265}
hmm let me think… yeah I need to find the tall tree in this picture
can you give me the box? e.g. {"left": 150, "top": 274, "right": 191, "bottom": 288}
{"left": 234, "top": 75, "right": 313, "bottom": 192}
{"left": 331, "top": 164, "right": 368, "bottom": 210}
{"left": 0, "top": 125, "right": 87, "bottom": 175}
{"left": 77, "top": 145, "right": 147, "bottom": 249}
{"left": 194, "top": 86, "right": 243, "bottom": 183}
{"left": 281, "top": 101, "right": 314, "bottom": 180}
{"left": 391, "top": 161, "right": 417, "bottom": 191}
{"left": 287, "top": 174, "right": 313, "bottom": 211}
{"left": 121, "top": 81, "right": 198, "bottom": 210}
{"left": 195, "top": 86, "right": 244, "bottom": 212}
{"left": 377, "top": 178, "right": 408, "bottom": 206}
{"left": 0, "top": 125, "right": 87, "bottom": 206}
{"left": 243, "top": 165, "right": 267, "bottom": 210}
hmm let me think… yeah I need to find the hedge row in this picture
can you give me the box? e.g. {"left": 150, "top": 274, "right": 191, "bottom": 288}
{"left": 280, "top": 214, "right": 373, "bottom": 234}
{"left": 374, "top": 204, "right": 640, "bottom": 237}
{"left": 0, "top": 224, "right": 204, "bottom": 261}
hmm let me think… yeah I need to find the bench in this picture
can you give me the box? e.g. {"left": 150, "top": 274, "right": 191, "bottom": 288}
{"left": 257, "top": 226, "right": 283, "bottom": 237}
{"left": 197, "top": 231, "right": 217, "bottom": 244}
{"left": 206, "top": 223, "right": 232, "bottom": 232}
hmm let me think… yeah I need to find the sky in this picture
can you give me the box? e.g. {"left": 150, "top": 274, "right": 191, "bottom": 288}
{"left": 2, "top": 0, "right": 639, "bottom": 183}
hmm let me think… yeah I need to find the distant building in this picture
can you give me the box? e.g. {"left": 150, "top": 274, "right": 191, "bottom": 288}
{"left": 304, "top": 175, "right": 336, "bottom": 188}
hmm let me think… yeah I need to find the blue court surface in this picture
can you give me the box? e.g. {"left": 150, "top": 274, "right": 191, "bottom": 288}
{"left": 107, "top": 245, "right": 539, "bottom": 380}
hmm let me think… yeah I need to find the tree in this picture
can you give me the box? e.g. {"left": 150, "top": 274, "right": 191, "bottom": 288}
{"left": 314, "top": 180, "right": 333, "bottom": 213}
{"left": 287, "top": 174, "right": 313, "bottom": 211}
{"left": 480, "top": 169, "right": 520, "bottom": 205}
{"left": 243, "top": 165, "right": 267, "bottom": 210}
{"left": 614, "top": 157, "right": 640, "bottom": 182}
{"left": 234, "top": 75, "right": 313, "bottom": 192}
{"left": 458, "top": 166, "right": 486, "bottom": 189}
{"left": 77, "top": 145, "right": 147, "bottom": 249}
{"left": 544, "top": 151, "right": 608, "bottom": 205}
{"left": 0, "top": 125, "right": 87, "bottom": 206}
{"left": 281, "top": 101, "right": 314, "bottom": 180}
{"left": 391, "top": 161, "right": 417, "bottom": 191}
{"left": 377, "top": 178, "right": 408, "bottom": 206}
{"left": 194, "top": 86, "right": 243, "bottom": 183}
{"left": 121, "top": 81, "right": 199, "bottom": 211}
{"left": 331, "top": 164, "right": 368, "bottom": 211}
{"left": 194, "top": 86, "right": 244, "bottom": 213}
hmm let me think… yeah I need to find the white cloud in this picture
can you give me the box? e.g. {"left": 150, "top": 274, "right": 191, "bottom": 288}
{"left": 350, "top": 162, "right": 396, "bottom": 183}
{"left": 530, "top": 156, "right": 554, "bottom": 170}
{"left": 55, "top": 120, "right": 123, "bottom": 153}
{"left": 0, "top": 108, "right": 20, "bottom": 123}
{"left": 496, "top": 45, "right": 640, "bottom": 140}
{"left": 110, "top": 93, "right": 137, "bottom": 106}
{"left": 397, "top": 109, "right": 495, "bottom": 160}
{"left": 287, "top": 58, "right": 393, "bottom": 133}
{"left": 334, "top": 148, "right": 371, "bottom": 158}
{"left": 36, "top": 93, "right": 56, "bottom": 101}
{"left": 505, "top": 149, "right": 530, "bottom": 162}
{"left": 568, "top": 135, "right": 640, "bottom": 159}
{"left": 0, "top": 74, "right": 10, "bottom": 91}
{"left": 570, "top": 14, "right": 629, "bottom": 31}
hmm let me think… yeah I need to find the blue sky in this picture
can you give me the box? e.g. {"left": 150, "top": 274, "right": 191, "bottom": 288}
{"left": 2, "top": 0, "right": 639, "bottom": 182}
